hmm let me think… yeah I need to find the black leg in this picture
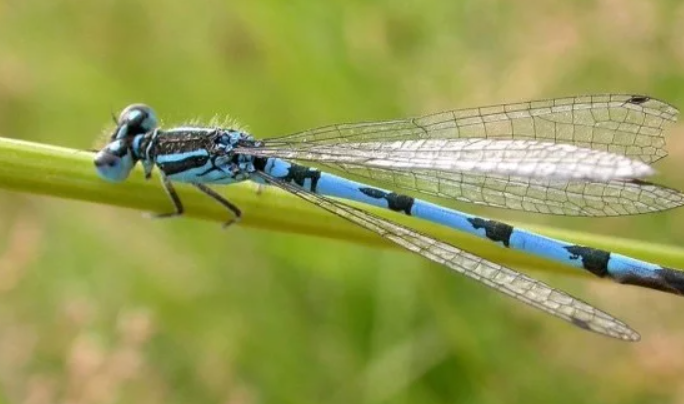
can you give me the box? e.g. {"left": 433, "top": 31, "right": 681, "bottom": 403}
{"left": 192, "top": 183, "right": 242, "bottom": 228}
{"left": 147, "top": 174, "right": 184, "bottom": 219}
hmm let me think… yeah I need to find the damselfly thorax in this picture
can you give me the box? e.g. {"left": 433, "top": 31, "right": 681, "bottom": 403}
{"left": 140, "top": 127, "right": 263, "bottom": 184}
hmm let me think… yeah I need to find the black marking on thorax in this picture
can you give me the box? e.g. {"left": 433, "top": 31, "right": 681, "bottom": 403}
{"left": 152, "top": 130, "right": 226, "bottom": 176}
{"left": 563, "top": 246, "right": 609, "bottom": 278}
{"left": 160, "top": 155, "right": 211, "bottom": 176}
{"left": 154, "top": 130, "right": 217, "bottom": 155}
{"left": 467, "top": 218, "right": 513, "bottom": 247}
{"left": 359, "top": 187, "right": 414, "bottom": 215}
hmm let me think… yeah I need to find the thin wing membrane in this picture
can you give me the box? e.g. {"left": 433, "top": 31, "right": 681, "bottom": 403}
{"left": 263, "top": 94, "right": 678, "bottom": 164}
{"left": 240, "top": 138, "right": 655, "bottom": 182}
{"left": 257, "top": 172, "right": 640, "bottom": 341}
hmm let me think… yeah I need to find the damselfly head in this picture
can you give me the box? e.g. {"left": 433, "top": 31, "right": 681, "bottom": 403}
{"left": 110, "top": 104, "right": 158, "bottom": 141}
{"left": 94, "top": 139, "right": 137, "bottom": 182}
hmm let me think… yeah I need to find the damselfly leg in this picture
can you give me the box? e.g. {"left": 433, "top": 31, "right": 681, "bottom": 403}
{"left": 193, "top": 183, "right": 242, "bottom": 228}
{"left": 146, "top": 173, "right": 184, "bottom": 219}
{"left": 148, "top": 175, "right": 242, "bottom": 228}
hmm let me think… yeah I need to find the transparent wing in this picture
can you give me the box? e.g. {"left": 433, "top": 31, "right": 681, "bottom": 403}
{"left": 257, "top": 172, "right": 640, "bottom": 341}
{"left": 239, "top": 138, "right": 655, "bottom": 182}
{"left": 317, "top": 165, "right": 684, "bottom": 216}
{"left": 263, "top": 94, "right": 678, "bottom": 164}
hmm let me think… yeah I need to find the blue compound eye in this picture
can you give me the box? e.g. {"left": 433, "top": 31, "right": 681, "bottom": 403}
{"left": 93, "top": 140, "right": 135, "bottom": 182}
{"left": 111, "top": 104, "right": 158, "bottom": 141}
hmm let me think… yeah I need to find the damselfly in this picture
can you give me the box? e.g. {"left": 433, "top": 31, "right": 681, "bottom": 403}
{"left": 94, "top": 94, "right": 684, "bottom": 341}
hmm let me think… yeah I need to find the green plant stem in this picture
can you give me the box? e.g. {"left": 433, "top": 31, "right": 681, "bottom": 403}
{"left": 1, "top": 137, "right": 683, "bottom": 278}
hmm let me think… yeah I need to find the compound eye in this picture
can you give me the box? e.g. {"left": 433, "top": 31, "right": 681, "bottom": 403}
{"left": 112, "top": 103, "right": 158, "bottom": 140}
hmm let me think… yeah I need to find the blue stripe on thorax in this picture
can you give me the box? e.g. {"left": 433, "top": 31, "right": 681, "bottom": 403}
{"left": 260, "top": 158, "right": 684, "bottom": 294}
{"left": 156, "top": 149, "right": 208, "bottom": 165}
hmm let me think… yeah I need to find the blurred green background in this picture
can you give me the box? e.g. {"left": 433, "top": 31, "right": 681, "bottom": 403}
{"left": 1, "top": 0, "right": 684, "bottom": 403}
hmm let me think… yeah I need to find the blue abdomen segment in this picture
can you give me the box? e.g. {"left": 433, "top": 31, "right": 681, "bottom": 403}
{"left": 261, "top": 157, "right": 684, "bottom": 295}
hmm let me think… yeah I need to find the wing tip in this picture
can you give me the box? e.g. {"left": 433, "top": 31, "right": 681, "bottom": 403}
{"left": 614, "top": 326, "right": 642, "bottom": 342}
{"left": 622, "top": 329, "right": 642, "bottom": 342}
{"left": 571, "top": 316, "right": 641, "bottom": 341}
{"left": 622, "top": 94, "right": 680, "bottom": 121}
